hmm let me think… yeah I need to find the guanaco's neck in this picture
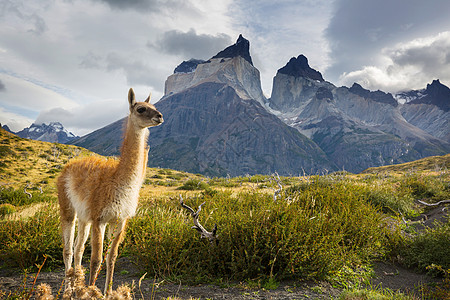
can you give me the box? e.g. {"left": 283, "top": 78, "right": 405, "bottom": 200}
{"left": 116, "top": 117, "right": 149, "bottom": 183}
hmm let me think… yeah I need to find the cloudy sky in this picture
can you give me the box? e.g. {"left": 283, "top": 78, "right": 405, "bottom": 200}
{"left": 1, "top": 0, "right": 450, "bottom": 135}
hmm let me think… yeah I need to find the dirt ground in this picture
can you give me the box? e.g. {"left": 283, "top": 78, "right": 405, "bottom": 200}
{"left": 0, "top": 256, "right": 441, "bottom": 300}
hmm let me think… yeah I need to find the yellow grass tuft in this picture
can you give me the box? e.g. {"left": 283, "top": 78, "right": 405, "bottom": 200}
{"left": 36, "top": 283, "right": 54, "bottom": 300}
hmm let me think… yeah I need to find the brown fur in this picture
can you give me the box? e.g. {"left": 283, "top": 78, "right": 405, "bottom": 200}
{"left": 57, "top": 88, "right": 163, "bottom": 294}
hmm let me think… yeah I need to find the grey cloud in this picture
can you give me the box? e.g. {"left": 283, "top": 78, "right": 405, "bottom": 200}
{"left": 78, "top": 50, "right": 166, "bottom": 90}
{"left": 339, "top": 32, "right": 450, "bottom": 92}
{"left": 388, "top": 36, "right": 450, "bottom": 72}
{"left": 93, "top": 0, "right": 157, "bottom": 11}
{"left": 27, "top": 13, "right": 47, "bottom": 35}
{"left": 151, "top": 29, "right": 232, "bottom": 60}
{"left": 1, "top": 1, "right": 47, "bottom": 35}
{"left": 105, "top": 52, "right": 166, "bottom": 88}
{"left": 325, "top": 0, "right": 450, "bottom": 81}
{"left": 92, "top": 0, "right": 198, "bottom": 14}
{"left": 35, "top": 107, "right": 74, "bottom": 125}
{"left": 79, "top": 51, "right": 103, "bottom": 69}
{"left": 387, "top": 32, "right": 450, "bottom": 84}
{"left": 0, "top": 80, "right": 5, "bottom": 91}
{"left": 35, "top": 100, "right": 128, "bottom": 136}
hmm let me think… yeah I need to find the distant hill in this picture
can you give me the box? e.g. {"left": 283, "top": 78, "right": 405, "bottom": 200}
{"left": 361, "top": 153, "right": 450, "bottom": 174}
{"left": 0, "top": 128, "right": 89, "bottom": 189}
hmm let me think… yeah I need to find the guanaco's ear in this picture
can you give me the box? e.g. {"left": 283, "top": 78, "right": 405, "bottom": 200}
{"left": 144, "top": 92, "right": 151, "bottom": 103}
{"left": 128, "top": 88, "right": 136, "bottom": 108}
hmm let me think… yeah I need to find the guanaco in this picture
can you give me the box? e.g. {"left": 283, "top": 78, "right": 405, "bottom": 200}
{"left": 57, "top": 88, "right": 163, "bottom": 294}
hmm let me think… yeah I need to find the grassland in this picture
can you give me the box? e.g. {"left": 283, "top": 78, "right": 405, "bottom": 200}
{"left": 0, "top": 128, "right": 449, "bottom": 299}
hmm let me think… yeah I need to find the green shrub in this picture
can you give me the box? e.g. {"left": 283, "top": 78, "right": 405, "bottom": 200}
{"left": 400, "top": 174, "right": 449, "bottom": 202}
{"left": 0, "top": 203, "right": 16, "bottom": 216}
{"left": 151, "top": 174, "right": 164, "bottom": 179}
{"left": 124, "top": 185, "right": 398, "bottom": 283}
{"left": 177, "top": 179, "right": 209, "bottom": 190}
{"left": 338, "top": 288, "right": 414, "bottom": 300}
{"left": 0, "top": 187, "right": 54, "bottom": 206}
{"left": 0, "top": 145, "right": 17, "bottom": 158}
{"left": 359, "top": 184, "right": 414, "bottom": 215}
{"left": 0, "top": 204, "right": 62, "bottom": 270}
{"left": 158, "top": 169, "right": 173, "bottom": 175}
{"left": 167, "top": 173, "right": 185, "bottom": 180}
{"left": 401, "top": 219, "right": 450, "bottom": 273}
{"left": 209, "top": 177, "right": 239, "bottom": 188}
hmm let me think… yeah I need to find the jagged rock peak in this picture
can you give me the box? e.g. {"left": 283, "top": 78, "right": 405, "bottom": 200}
{"left": 174, "top": 59, "right": 207, "bottom": 74}
{"left": 423, "top": 79, "right": 450, "bottom": 111}
{"left": 278, "top": 54, "right": 324, "bottom": 81}
{"left": 211, "top": 34, "right": 253, "bottom": 66}
{"left": 16, "top": 122, "right": 78, "bottom": 143}
{"left": 349, "top": 83, "right": 398, "bottom": 107}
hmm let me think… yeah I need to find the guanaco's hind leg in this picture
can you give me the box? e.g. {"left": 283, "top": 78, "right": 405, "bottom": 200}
{"left": 58, "top": 184, "right": 76, "bottom": 274}
{"left": 61, "top": 216, "right": 76, "bottom": 272}
{"left": 89, "top": 222, "right": 107, "bottom": 286}
{"left": 104, "top": 219, "right": 127, "bottom": 294}
{"left": 74, "top": 220, "right": 91, "bottom": 268}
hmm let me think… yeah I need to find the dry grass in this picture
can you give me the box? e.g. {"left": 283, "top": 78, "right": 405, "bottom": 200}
{"left": 0, "top": 129, "right": 92, "bottom": 191}
{"left": 34, "top": 266, "right": 133, "bottom": 300}
{"left": 362, "top": 153, "right": 450, "bottom": 175}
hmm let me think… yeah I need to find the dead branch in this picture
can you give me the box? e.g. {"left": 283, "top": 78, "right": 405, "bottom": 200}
{"left": 179, "top": 195, "right": 218, "bottom": 245}
{"left": 24, "top": 183, "right": 32, "bottom": 199}
{"left": 418, "top": 199, "right": 449, "bottom": 212}
{"left": 417, "top": 199, "right": 450, "bottom": 206}
{"left": 271, "top": 172, "right": 283, "bottom": 201}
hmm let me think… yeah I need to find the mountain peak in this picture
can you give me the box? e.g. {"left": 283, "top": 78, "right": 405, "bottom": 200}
{"left": 277, "top": 54, "right": 324, "bottom": 81}
{"left": 349, "top": 83, "right": 397, "bottom": 107}
{"left": 426, "top": 79, "right": 449, "bottom": 96}
{"left": 417, "top": 79, "right": 450, "bottom": 111}
{"left": 211, "top": 34, "right": 253, "bottom": 66}
{"left": 16, "top": 122, "right": 78, "bottom": 143}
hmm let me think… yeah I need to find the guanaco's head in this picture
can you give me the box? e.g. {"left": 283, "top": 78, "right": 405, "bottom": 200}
{"left": 128, "top": 88, "right": 164, "bottom": 128}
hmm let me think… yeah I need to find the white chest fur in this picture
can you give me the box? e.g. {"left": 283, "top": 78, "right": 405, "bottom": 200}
{"left": 100, "top": 174, "right": 143, "bottom": 222}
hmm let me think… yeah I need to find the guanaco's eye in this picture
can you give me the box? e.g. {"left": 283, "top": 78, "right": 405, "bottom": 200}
{"left": 137, "top": 107, "right": 146, "bottom": 114}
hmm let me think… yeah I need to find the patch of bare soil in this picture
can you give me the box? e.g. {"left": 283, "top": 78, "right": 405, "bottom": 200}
{"left": 0, "top": 259, "right": 341, "bottom": 299}
{"left": 0, "top": 256, "right": 440, "bottom": 300}
{"left": 369, "top": 261, "right": 440, "bottom": 294}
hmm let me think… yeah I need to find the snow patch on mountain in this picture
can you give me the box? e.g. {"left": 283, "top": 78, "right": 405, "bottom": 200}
{"left": 15, "top": 122, "right": 78, "bottom": 143}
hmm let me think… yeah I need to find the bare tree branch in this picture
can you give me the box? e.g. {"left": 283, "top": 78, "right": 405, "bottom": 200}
{"left": 417, "top": 199, "right": 450, "bottom": 206}
{"left": 24, "top": 183, "right": 32, "bottom": 199}
{"left": 179, "top": 194, "right": 218, "bottom": 245}
{"left": 271, "top": 172, "right": 283, "bottom": 201}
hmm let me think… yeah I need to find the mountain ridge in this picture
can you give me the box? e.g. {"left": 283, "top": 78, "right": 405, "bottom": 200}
{"left": 68, "top": 35, "right": 449, "bottom": 175}
{"left": 13, "top": 122, "right": 78, "bottom": 144}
